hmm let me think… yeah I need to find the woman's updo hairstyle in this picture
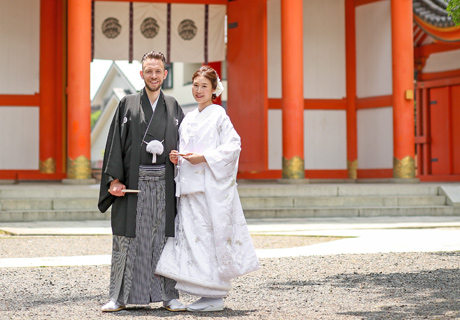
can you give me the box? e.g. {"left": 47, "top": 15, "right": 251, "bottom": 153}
{"left": 192, "top": 66, "right": 219, "bottom": 100}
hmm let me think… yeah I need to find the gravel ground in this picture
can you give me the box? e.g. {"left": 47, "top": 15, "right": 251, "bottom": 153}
{"left": 1, "top": 236, "right": 460, "bottom": 319}
{"left": 0, "top": 235, "right": 342, "bottom": 258}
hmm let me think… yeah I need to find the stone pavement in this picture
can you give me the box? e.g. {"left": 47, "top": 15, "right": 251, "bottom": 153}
{"left": 1, "top": 216, "right": 460, "bottom": 267}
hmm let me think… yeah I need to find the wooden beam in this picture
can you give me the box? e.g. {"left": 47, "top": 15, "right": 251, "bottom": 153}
{"left": 268, "top": 98, "right": 347, "bottom": 110}
{"left": 94, "top": 0, "right": 228, "bottom": 4}
{"left": 415, "top": 41, "right": 460, "bottom": 59}
{"left": 0, "top": 94, "right": 40, "bottom": 106}
{"left": 356, "top": 95, "right": 392, "bottom": 109}
{"left": 417, "top": 75, "right": 460, "bottom": 88}
{"left": 355, "top": 0, "right": 387, "bottom": 7}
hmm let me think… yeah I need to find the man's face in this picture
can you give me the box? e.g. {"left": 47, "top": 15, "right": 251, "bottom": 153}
{"left": 140, "top": 58, "right": 168, "bottom": 93}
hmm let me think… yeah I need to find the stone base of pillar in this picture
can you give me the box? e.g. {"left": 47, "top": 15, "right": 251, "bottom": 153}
{"left": 393, "top": 156, "right": 416, "bottom": 179}
{"left": 67, "top": 156, "right": 92, "bottom": 180}
{"left": 282, "top": 156, "right": 305, "bottom": 179}
{"left": 347, "top": 159, "right": 358, "bottom": 180}
{"left": 277, "top": 178, "right": 310, "bottom": 184}
{"left": 39, "top": 158, "right": 56, "bottom": 174}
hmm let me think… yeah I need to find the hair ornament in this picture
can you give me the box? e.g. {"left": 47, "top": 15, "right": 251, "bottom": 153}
{"left": 214, "top": 77, "right": 224, "bottom": 97}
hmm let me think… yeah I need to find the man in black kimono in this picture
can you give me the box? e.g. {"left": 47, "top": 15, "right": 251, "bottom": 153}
{"left": 98, "top": 51, "right": 185, "bottom": 312}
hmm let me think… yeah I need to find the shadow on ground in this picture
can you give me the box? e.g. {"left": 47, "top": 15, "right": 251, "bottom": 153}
{"left": 108, "top": 307, "right": 256, "bottom": 318}
{"left": 267, "top": 252, "right": 460, "bottom": 319}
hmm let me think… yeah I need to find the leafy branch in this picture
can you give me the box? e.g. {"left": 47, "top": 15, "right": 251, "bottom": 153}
{"left": 446, "top": 0, "right": 460, "bottom": 26}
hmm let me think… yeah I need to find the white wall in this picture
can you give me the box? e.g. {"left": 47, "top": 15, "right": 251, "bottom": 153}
{"left": 268, "top": 109, "right": 282, "bottom": 169}
{"left": 356, "top": 1, "right": 393, "bottom": 98}
{"left": 0, "top": 0, "right": 40, "bottom": 94}
{"left": 357, "top": 107, "right": 393, "bottom": 169}
{"left": 267, "top": 0, "right": 282, "bottom": 98}
{"left": 267, "top": 0, "right": 346, "bottom": 99}
{"left": 423, "top": 49, "right": 460, "bottom": 73}
{"left": 0, "top": 107, "right": 39, "bottom": 169}
{"left": 268, "top": 110, "right": 347, "bottom": 170}
{"left": 267, "top": 0, "right": 347, "bottom": 171}
{"left": 0, "top": 1, "right": 40, "bottom": 169}
{"left": 303, "top": 0, "right": 346, "bottom": 99}
{"left": 355, "top": 1, "right": 394, "bottom": 169}
{"left": 304, "top": 110, "right": 347, "bottom": 169}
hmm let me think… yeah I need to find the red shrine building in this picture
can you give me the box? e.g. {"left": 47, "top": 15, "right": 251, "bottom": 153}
{"left": 1, "top": 0, "right": 460, "bottom": 182}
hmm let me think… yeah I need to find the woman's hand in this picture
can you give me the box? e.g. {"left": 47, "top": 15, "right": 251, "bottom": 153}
{"left": 169, "top": 150, "right": 179, "bottom": 165}
{"left": 182, "top": 153, "right": 207, "bottom": 165}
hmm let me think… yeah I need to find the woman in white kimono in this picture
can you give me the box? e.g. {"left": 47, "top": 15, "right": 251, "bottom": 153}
{"left": 155, "top": 66, "right": 260, "bottom": 312}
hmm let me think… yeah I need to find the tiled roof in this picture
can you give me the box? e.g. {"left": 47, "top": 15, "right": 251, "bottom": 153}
{"left": 413, "top": 0, "right": 455, "bottom": 28}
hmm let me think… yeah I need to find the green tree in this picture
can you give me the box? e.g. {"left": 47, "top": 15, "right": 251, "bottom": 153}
{"left": 91, "top": 110, "right": 101, "bottom": 129}
{"left": 446, "top": 0, "right": 460, "bottom": 26}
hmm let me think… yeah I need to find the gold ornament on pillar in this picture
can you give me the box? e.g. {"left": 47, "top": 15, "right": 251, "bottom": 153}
{"left": 347, "top": 159, "right": 357, "bottom": 180}
{"left": 282, "top": 156, "right": 304, "bottom": 179}
{"left": 393, "top": 156, "right": 415, "bottom": 179}
{"left": 39, "top": 158, "right": 56, "bottom": 174}
{"left": 67, "top": 155, "right": 92, "bottom": 179}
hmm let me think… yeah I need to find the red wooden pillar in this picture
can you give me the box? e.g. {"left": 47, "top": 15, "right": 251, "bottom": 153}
{"left": 67, "top": 0, "right": 92, "bottom": 180}
{"left": 39, "top": 0, "right": 57, "bottom": 174}
{"left": 55, "top": 0, "right": 66, "bottom": 175}
{"left": 345, "top": 0, "right": 357, "bottom": 180}
{"left": 281, "top": 0, "right": 304, "bottom": 179}
{"left": 391, "top": 0, "right": 415, "bottom": 179}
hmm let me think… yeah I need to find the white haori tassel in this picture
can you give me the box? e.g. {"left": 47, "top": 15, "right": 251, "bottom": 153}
{"left": 146, "top": 140, "right": 164, "bottom": 163}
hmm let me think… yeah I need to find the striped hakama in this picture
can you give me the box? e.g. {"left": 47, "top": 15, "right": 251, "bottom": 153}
{"left": 109, "top": 165, "right": 178, "bottom": 305}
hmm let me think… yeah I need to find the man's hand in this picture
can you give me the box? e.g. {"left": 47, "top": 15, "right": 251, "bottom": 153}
{"left": 182, "top": 153, "right": 207, "bottom": 165}
{"left": 109, "top": 179, "right": 126, "bottom": 197}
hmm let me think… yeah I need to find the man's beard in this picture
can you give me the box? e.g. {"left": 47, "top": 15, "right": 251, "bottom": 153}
{"left": 145, "top": 80, "right": 162, "bottom": 93}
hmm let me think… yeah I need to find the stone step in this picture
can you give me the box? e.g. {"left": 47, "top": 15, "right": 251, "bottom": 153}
{"left": 0, "top": 210, "right": 110, "bottom": 222}
{"left": 240, "top": 195, "right": 447, "bottom": 209}
{"left": 1, "top": 194, "right": 446, "bottom": 211}
{"left": 0, "top": 183, "right": 455, "bottom": 222}
{"left": 0, "top": 199, "right": 53, "bottom": 211}
{"left": 0, "top": 183, "right": 440, "bottom": 199}
{"left": 243, "top": 206, "right": 455, "bottom": 219}
{"left": 0, "top": 185, "right": 100, "bottom": 199}
{"left": 236, "top": 184, "right": 440, "bottom": 197}
{"left": 0, "top": 198, "right": 98, "bottom": 211}
{"left": 0, "top": 205, "right": 453, "bottom": 222}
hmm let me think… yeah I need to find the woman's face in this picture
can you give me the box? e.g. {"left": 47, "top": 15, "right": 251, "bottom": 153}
{"left": 192, "top": 75, "right": 213, "bottom": 108}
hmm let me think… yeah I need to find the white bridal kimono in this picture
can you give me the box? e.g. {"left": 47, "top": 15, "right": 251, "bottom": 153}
{"left": 155, "top": 104, "right": 260, "bottom": 297}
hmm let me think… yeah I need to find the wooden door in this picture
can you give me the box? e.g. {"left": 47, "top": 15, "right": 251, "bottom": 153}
{"left": 429, "top": 87, "right": 450, "bottom": 175}
{"left": 452, "top": 85, "right": 460, "bottom": 174}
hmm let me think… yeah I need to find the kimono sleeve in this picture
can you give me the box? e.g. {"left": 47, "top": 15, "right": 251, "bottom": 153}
{"left": 203, "top": 113, "right": 241, "bottom": 181}
{"left": 97, "top": 101, "right": 127, "bottom": 213}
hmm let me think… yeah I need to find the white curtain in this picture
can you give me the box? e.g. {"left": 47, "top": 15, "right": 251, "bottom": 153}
{"left": 133, "top": 3, "right": 168, "bottom": 62}
{"left": 207, "top": 5, "right": 226, "bottom": 63}
{"left": 170, "top": 4, "right": 205, "bottom": 63}
{"left": 93, "top": 2, "right": 226, "bottom": 63}
{"left": 94, "top": 1, "right": 130, "bottom": 60}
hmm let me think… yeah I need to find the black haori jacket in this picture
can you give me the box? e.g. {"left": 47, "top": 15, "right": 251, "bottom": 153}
{"left": 98, "top": 89, "right": 184, "bottom": 238}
